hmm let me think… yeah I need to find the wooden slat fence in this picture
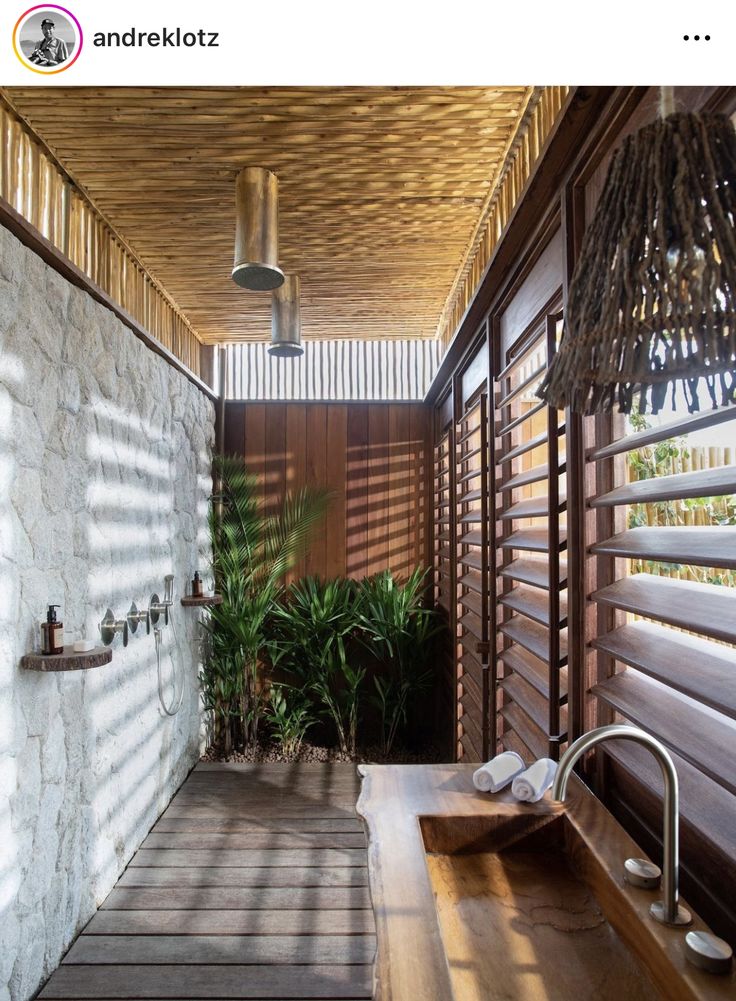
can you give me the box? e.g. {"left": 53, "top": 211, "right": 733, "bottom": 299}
{"left": 225, "top": 340, "right": 441, "bottom": 401}
{"left": 629, "top": 443, "right": 736, "bottom": 586}
{"left": 437, "top": 86, "right": 570, "bottom": 347}
{"left": 0, "top": 98, "right": 202, "bottom": 376}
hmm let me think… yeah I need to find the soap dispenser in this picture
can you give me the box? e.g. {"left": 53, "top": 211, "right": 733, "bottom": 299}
{"left": 192, "top": 571, "right": 204, "bottom": 597}
{"left": 41, "top": 605, "right": 64, "bottom": 655}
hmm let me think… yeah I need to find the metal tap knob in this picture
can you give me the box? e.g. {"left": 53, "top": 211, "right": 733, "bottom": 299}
{"left": 685, "top": 931, "right": 733, "bottom": 974}
{"left": 127, "top": 601, "right": 150, "bottom": 635}
{"left": 99, "top": 608, "right": 129, "bottom": 647}
{"left": 624, "top": 858, "right": 662, "bottom": 890}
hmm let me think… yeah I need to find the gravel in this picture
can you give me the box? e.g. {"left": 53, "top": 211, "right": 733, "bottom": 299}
{"left": 201, "top": 740, "right": 445, "bottom": 765}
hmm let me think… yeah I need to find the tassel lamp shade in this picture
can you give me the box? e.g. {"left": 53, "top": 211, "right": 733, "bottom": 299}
{"left": 269, "top": 276, "right": 303, "bottom": 357}
{"left": 538, "top": 109, "right": 736, "bottom": 414}
{"left": 232, "top": 167, "right": 285, "bottom": 291}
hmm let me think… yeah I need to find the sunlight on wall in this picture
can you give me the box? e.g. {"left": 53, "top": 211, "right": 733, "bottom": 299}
{"left": 0, "top": 219, "right": 215, "bottom": 1001}
{"left": 83, "top": 385, "right": 202, "bottom": 891}
{"left": 0, "top": 351, "right": 21, "bottom": 978}
{"left": 196, "top": 472, "right": 211, "bottom": 550}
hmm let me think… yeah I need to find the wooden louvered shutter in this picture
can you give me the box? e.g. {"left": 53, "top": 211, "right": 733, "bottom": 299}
{"left": 494, "top": 309, "right": 568, "bottom": 761}
{"left": 583, "top": 404, "right": 736, "bottom": 931}
{"left": 455, "top": 392, "right": 490, "bottom": 761}
{"left": 433, "top": 421, "right": 455, "bottom": 754}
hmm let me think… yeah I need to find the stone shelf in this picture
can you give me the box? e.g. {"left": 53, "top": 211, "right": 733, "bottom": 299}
{"left": 21, "top": 646, "right": 113, "bottom": 672}
{"left": 180, "top": 594, "right": 223, "bottom": 608}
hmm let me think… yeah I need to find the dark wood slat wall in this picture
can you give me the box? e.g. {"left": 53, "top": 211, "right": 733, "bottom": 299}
{"left": 224, "top": 402, "right": 432, "bottom": 580}
{"left": 428, "top": 85, "right": 736, "bottom": 942}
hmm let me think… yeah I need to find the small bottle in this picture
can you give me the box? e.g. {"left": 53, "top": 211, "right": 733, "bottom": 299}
{"left": 41, "top": 605, "right": 64, "bottom": 655}
{"left": 192, "top": 571, "right": 204, "bottom": 597}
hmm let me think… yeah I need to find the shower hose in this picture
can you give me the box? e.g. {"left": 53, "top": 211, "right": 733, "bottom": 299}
{"left": 154, "top": 613, "right": 184, "bottom": 716}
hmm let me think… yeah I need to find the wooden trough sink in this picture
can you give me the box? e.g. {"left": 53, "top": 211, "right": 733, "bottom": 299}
{"left": 421, "top": 810, "right": 663, "bottom": 1001}
{"left": 357, "top": 764, "right": 735, "bottom": 1001}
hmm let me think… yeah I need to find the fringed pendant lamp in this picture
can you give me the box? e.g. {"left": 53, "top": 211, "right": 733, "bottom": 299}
{"left": 538, "top": 88, "right": 736, "bottom": 414}
{"left": 269, "top": 275, "right": 303, "bottom": 357}
{"left": 232, "top": 167, "right": 285, "bottom": 291}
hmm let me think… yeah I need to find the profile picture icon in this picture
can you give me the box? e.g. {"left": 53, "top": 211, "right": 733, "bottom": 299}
{"left": 13, "top": 5, "right": 83, "bottom": 74}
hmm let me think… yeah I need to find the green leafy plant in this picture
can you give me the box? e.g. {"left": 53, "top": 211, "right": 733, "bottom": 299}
{"left": 266, "top": 684, "right": 317, "bottom": 759}
{"left": 272, "top": 576, "right": 364, "bottom": 757}
{"left": 199, "top": 456, "right": 330, "bottom": 756}
{"left": 627, "top": 411, "right": 736, "bottom": 586}
{"left": 357, "top": 568, "right": 442, "bottom": 757}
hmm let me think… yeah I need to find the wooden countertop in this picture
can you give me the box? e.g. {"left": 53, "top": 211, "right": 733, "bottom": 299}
{"left": 356, "top": 763, "right": 735, "bottom": 1001}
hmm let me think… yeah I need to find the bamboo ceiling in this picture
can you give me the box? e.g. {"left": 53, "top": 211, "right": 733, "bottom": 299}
{"left": 2, "top": 86, "right": 542, "bottom": 345}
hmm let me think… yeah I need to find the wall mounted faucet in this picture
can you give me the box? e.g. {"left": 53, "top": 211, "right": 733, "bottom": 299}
{"left": 99, "top": 577, "right": 176, "bottom": 643}
{"left": 98, "top": 578, "right": 184, "bottom": 717}
{"left": 149, "top": 574, "right": 175, "bottom": 627}
{"left": 552, "top": 724, "right": 692, "bottom": 927}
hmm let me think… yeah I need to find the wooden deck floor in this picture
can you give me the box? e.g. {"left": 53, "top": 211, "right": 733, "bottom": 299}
{"left": 40, "top": 763, "right": 375, "bottom": 1000}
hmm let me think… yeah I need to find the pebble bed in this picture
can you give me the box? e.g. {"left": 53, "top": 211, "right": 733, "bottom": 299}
{"left": 201, "top": 740, "right": 444, "bottom": 765}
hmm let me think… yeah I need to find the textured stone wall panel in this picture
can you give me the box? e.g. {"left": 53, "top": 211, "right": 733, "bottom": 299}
{"left": 0, "top": 223, "right": 214, "bottom": 1001}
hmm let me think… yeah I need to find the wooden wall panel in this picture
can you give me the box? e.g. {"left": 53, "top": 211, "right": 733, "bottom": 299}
{"left": 346, "top": 406, "right": 370, "bottom": 579}
{"left": 223, "top": 403, "right": 246, "bottom": 457}
{"left": 286, "top": 404, "right": 309, "bottom": 581}
{"left": 223, "top": 402, "right": 432, "bottom": 580}
{"left": 304, "top": 405, "right": 328, "bottom": 578}
{"left": 325, "top": 408, "right": 348, "bottom": 579}
{"left": 499, "top": 228, "right": 563, "bottom": 357}
{"left": 265, "top": 405, "right": 287, "bottom": 518}
{"left": 411, "top": 404, "right": 433, "bottom": 570}
{"left": 366, "top": 406, "right": 390, "bottom": 577}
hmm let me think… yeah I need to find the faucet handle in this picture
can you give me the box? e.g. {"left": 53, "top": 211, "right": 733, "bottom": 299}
{"left": 127, "top": 601, "right": 150, "bottom": 635}
{"left": 149, "top": 593, "right": 169, "bottom": 627}
{"left": 685, "top": 931, "right": 733, "bottom": 975}
{"left": 624, "top": 857, "right": 661, "bottom": 890}
{"left": 99, "top": 609, "right": 129, "bottom": 647}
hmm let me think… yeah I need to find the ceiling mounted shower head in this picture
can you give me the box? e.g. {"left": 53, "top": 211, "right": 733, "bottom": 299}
{"left": 232, "top": 166, "right": 285, "bottom": 291}
{"left": 269, "top": 275, "right": 303, "bottom": 357}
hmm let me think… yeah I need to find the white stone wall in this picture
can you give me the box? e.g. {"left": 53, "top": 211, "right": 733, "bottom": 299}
{"left": 0, "top": 224, "right": 214, "bottom": 1001}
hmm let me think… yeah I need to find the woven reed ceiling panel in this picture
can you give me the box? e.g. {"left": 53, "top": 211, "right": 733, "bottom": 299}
{"left": 3, "top": 86, "right": 532, "bottom": 343}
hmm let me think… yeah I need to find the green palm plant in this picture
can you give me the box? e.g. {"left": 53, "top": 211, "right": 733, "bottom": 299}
{"left": 272, "top": 576, "right": 364, "bottom": 757}
{"left": 200, "top": 455, "right": 330, "bottom": 755}
{"left": 357, "top": 568, "right": 443, "bottom": 756}
{"left": 266, "top": 684, "right": 317, "bottom": 759}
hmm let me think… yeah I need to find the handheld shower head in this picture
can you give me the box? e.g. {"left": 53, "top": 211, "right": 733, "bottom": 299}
{"left": 163, "top": 574, "right": 174, "bottom": 606}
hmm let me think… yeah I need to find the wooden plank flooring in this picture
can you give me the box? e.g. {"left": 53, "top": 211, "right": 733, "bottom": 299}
{"left": 40, "top": 764, "right": 375, "bottom": 1000}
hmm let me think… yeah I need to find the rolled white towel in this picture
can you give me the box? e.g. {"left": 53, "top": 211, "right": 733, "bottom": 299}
{"left": 472, "top": 751, "right": 526, "bottom": 793}
{"left": 511, "top": 757, "right": 558, "bottom": 803}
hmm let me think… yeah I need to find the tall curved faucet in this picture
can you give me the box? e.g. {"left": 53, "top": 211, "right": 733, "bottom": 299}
{"left": 552, "top": 723, "right": 692, "bottom": 927}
